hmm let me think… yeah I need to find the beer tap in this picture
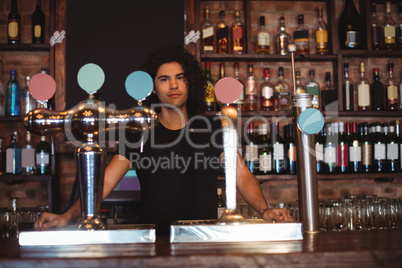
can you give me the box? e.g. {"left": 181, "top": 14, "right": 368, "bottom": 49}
{"left": 25, "top": 64, "right": 158, "bottom": 230}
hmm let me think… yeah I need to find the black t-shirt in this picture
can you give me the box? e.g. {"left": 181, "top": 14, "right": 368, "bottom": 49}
{"left": 118, "top": 115, "right": 223, "bottom": 226}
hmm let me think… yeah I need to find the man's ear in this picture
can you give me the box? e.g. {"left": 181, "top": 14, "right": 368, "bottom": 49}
{"left": 152, "top": 89, "right": 156, "bottom": 94}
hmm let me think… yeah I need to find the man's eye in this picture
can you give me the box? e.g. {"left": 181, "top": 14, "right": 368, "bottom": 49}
{"left": 177, "top": 76, "right": 185, "bottom": 80}
{"left": 160, "top": 78, "right": 168, "bottom": 82}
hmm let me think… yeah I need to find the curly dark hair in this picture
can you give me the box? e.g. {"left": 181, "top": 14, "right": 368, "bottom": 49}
{"left": 141, "top": 46, "right": 206, "bottom": 117}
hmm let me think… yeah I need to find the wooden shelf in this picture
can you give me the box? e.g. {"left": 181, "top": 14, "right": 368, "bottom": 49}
{"left": 324, "top": 111, "right": 402, "bottom": 118}
{"left": 201, "top": 53, "right": 337, "bottom": 62}
{"left": 0, "top": 175, "right": 52, "bottom": 183}
{"left": 0, "top": 116, "right": 23, "bottom": 122}
{"left": 340, "top": 50, "right": 402, "bottom": 58}
{"left": 219, "top": 173, "right": 402, "bottom": 181}
{"left": 0, "top": 43, "right": 51, "bottom": 52}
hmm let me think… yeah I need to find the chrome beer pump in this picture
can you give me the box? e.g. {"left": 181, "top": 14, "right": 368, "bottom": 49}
{"left": 24, "top": 64, "right": 158, "bottom": 230}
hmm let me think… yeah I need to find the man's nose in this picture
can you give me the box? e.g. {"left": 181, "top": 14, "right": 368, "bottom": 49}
{"left": 170, "top": 78, "right": 178, "bottom": 89}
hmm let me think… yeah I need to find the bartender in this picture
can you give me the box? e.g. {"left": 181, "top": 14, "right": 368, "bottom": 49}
{"left": 34, "top": 46, "right": 291, "bottom": 233}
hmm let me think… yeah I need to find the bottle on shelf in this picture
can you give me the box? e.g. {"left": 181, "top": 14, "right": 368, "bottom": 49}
{"left": 7, "top": 0, "right": 20, "bottom": 44}
{"left": 305, "top": 70, "right": 320, "bottom": 110}
{"left": 244, "top": 63, "right": 258, "bottom": 111}
{"left": 36, "top": 135, "right": 51, "bottom": 175}
{"left": 0, "top": 137, "right": 5, "bottom": 175}
{"left": 337, "top": 122, "right": 349, "bottom": 173}
{"left": 218, "top": 62, "right": 225, "bottom": 81}
{"left": 284, "top": 124, "right": 296, "bottom": 174}
{"left": 387, "top": 121, "right": 399, "bottom": 172}
{"left": 294, "top": 71, "right": 305, "bottom": 94}
{"left": 39, "top": 67, "right": 55, "bottom": 110}
{"left": 201, "top": 7, "right": 214, "bottom": 54}
{"left": 271, "top": 121, "right": 286, "bottom": 174}
{"left": 259, "top": 68, "right": 275, "bottom": 111}
{"left": 315, "top": 7, "right": 328, "bottom": 55}
{"left": 370, "top": 67, "right": 385, "bottom": 111}
{"left": 338, "top": 0, "right": 364, "bottom": 49}
{"left": 349, "top": 122, "right": 362, "bottom": 173}
{"left": 370, "top": 2, "right": 383, "bottom": 50}
{"left": 383, "top": 1, "right": 396, "bottom": 50}
{"left": 398, "top": 3, "right": 402, "bottom": 50}
{"left": 233, "top": 62, "right": 244, "bottom": 111}
{"left": 258, "top": 123, "right": 272, "bottom": 175}
{"left": 275, "top": 67, "right": 291, "bottom": 111}
{"left": 293, "top": 14, "right": 309, "bottom": 55}
{"left": 32, "top": 0, "right": 45, "bottom": 44}
{"left": 20, "top": 76, "right": 37, "bottom": 115}
{"left": 321, "top": 72, "right": 337, "bottom": 111}
{"left": 217, "top": 187, "right": 225, "bottom": 219}
{"left": 361, "top": 122, "right": 373, "bottom": 173}
{"left": 276, "top": 16, "right": 291, "bottom": 55}
{"left": 243, "top": 121, "right": 258, "bottom": 174}
{"left": 324, "top": 123, "right": 338, "bottom": 174}
{"left": 357, "top": 62, "right": 371, "bottom": 111}
{"left": 0, "top": 80, "right": 5, "bottom": 117}
{"left": 204, "top": 61, "right": 215, "bottom": 112}
{"left": 231, "top": 10, "right": 245, "bottom": 54}
{"left": 385, "top": 62, "right": 399, "bottom": 111}
{"left": 373, "top": 122, "right": 387, "bottom": 173}
{"left": 256, "top": 16, "right": 270, "bottom": 54}
{"left": 396, "top": 120, "right": 402, "bottom": 171}
{"left": 342, "top": 63, "right": 354, "bottom": 111}
{"left": 216, "top": 10, "right": 229, "bottom": 54}
{"left": 6, "top": 70, "right": 20, "bottom": 117}
{"left": 21, "top": 131, "right": 36, "bottom": 175}
{"left": 6, "top": 131, "right": 21, "bottom": 175}
{"left": 315, "top": 129, "right": 324, "bottom": 174}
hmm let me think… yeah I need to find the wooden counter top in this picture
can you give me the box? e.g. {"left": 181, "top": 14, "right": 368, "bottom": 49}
{"left": 1, "top": 229, "right": 401, "bottom": 267}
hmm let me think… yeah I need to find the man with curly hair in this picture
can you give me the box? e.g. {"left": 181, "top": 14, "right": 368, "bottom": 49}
{"left": 34, "top": 46, "right": 291, "bottom": 233}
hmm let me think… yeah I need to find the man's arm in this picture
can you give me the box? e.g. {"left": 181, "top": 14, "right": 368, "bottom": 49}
{"left": 235, "top": 152, "right": 291, "bottom": 222}
{"left": 34, "top": 154, "right": 131, "bottom": 230}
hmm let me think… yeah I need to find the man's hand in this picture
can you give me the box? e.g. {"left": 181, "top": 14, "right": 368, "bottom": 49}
{"left": 34, "top": 212, "right": 70, "bottom": 230}
{"left": 262, "top": 208, "right": 293, "bottom": 223}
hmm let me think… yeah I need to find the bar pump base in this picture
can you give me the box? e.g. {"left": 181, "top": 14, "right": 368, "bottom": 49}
{"left": 76, "top": 216, "right": 106, "bottom": 230}
{"left": 218, "top": 209, "right": 244, "bottom": 224}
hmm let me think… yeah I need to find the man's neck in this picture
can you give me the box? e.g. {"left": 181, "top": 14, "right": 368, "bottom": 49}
{"left": 159, "top": 106, "right": 189, "bottom": 130}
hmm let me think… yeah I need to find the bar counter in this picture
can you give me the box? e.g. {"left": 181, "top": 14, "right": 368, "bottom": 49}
{"left": 1, "top": 229, "right": 401, "bottom": 267}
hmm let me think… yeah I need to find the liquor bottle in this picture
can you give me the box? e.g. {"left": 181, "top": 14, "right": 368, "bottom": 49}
{"left": 6, "top": 70, "right": 20, "bottom": 116}
{"left": 342, "top": 63, "right": 354, "bottom": 111}
{"left": 218, "top": 62, "right": 225, "bottom": 81}
{"left": 385, "top": 62, "right": 399, "bottom": 111}
{"left": 204, "top": 61, "right": 215, "bottom": 111}
{"left": 337, "top": 122, "right": 349, "bottom": 173}
{"left": 7, "top": 0, "right": 20, "bottom": 44}
{"left": 396, "top": 120, "right": 402, "bottom": 171}
{"left": 294, "top": 71, "right": 306, "bottom": 94}
{"left": 231, "top": 10, "right": 245, "bottom": 54}
{"left": 233, "top": 62, "right": 244, "bottom": 110}
{"left": 400, "top": 80, "right": 402, "bottom": 110}
{"left": 398, "top": 3, "right": 402, "bottom": 50}
{"left": 21, "top": 131, "right": 36, "bottom": 175}
{"left": 349, "top": 122, "right": 362, "bottom": 173}
{"left": 244, "top": 63, "right": 258, "bottom": 111}
{"left": 387, "top": 121, "right": 400, "bottom": 172}
{"left": 315, "top": 7, "right": 328, "bottom": 55}
{"left": 293, "top": 15, "right": 309, "bottom": 55}
{"left": 322, "top": 72, "right": 336, "bottom": 111}
{"left": 20, "top": 76, "right": 37, "bottom": 115}
{"left": 373, "top": 122, "right": 387, "bottom": 173}
{"left": 216, "top": 10, "right": 229, "bottom": 54}
{"left": 258, "top": 123, "right": 272, "bottom": 175}
{"left": 201, "top": 8, "right": 214, "bottom": 54}
{"left": 370, "top": 67, "right": 385, "bottom": 111}
{"left": 259, "top": 68, "right": 275, "bottom": 111}
{"left": 315, "top": 129, "right": 324, "bottom": 174}
{"left": 276, "top": 16, "right": 291, "bottom": 55}
{"left": 0, "top": 80, "right": 5, "bottom": 117}
{"left": 284, "top": 124, "right": 296, "bottom": 174}
{"left": 36, "top": 135, "right": 51, "bottom": 175}
{"left": 0, "top": 137, "right": 5, "bottom": 175}
{"left": 6, "top": 131, "right": 21, "bottom": 175}
{"left": 338, "top": 0, "right": 364, "bottom": 49}
{"left": 256, "top": 16, "right": 270, "bottom": 54}
{"left": 243, "top": 122, "right": 258, "bottom": 174}
{"left": 275, "top": 67, "right": 291, "bottom": 111}
{"left": 383, "top": 1, "right": 396, "bottom": 50}
{"left": 357, "top": 62, "right": 371, "bottom": 111}
{"left": 217, "top": 187, "right": 225, "bottom": 219}
{"left": 271, "top": 121, "right": 286, "bottom": 174}
{"left": 324, "top": 123, "right": 338, "bottom": 173}
{"left": 370, "top": 3, "right": 383, "bottom": 50}
{"left": 39, "top": 67, "right": 55, "bottom": 110}
{"left": 32, "top": 0, "right": 45, "bottom": 44}
{"left": 305, "top": 70, "right": 320, "bottom": 109}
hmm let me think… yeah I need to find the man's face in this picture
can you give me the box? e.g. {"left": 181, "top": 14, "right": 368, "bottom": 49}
{"left": 153, "top": 62, "right": 189, "bottom": 110}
